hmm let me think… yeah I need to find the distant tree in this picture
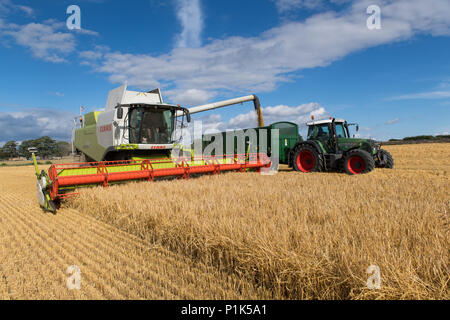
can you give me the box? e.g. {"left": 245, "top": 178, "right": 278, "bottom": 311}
{"left": 17, "top": 138, "right": 71, "bottom": 159}
{"left": 33, "top": 136, "right": 58, "bottom": 159}
{"left": 18, "top": 139, "right": 36, "bottom": 159}
{"left": 1, "top": 141, "right": 18, "bottom": 158}
{"left": 56, "top": 141, "right": 71, "bottom": 157}
{"left": 403, "top": 135, "right": 434, "bottom": 141}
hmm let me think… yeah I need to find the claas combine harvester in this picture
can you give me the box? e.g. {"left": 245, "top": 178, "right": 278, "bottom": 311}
{"left": 32, "top": 85, "right": 394, "bottom": 213}
{"left": 33, "top": 85, "right": 270, "bottom": 212}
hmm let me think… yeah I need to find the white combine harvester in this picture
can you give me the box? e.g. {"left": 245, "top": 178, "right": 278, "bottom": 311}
{"left": 73, "top": 85, "right": 264, "bottom": 162}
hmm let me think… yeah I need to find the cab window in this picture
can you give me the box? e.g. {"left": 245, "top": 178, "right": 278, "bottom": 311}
{"left": 129, "top": 107, "right": 173, "bottom": 144}
{"left": 307, "top": 124, "right": 330, "bottom": 140}
{"left": 335, "top": 124, "right": 347, "bottom": 138}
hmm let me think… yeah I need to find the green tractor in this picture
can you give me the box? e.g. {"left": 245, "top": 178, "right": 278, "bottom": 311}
{"left": 289, "top": 118, "right": 394, "bottom": 175}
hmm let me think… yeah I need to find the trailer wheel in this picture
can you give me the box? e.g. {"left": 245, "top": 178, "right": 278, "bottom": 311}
{"left": 292, "top": 144, "right": 322, "bottom": 173}
{"left": 375, "top": 149, "right": 394, "bottom": 169}
{"left": 342, "top": 149, "right": 374, "bottom": 175}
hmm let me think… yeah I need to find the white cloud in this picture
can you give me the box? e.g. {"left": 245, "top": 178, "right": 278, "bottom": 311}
{"left": 94, "top": 0, "right": 450, "bottom": 102}
{"left": 385, "top": 117, "right": 400, "bottom": 125}
{"left": 0, "top": 0, "right": 33, "bottom": 16}
{"left": 3, "top": 21, "right": 76, "bottom": 62}
{"left": 196, "top": 113, "right": 225, "bottom": 133}
{"left": 1, "top": 12, "right": 98, "bottom": 63}
{"left": 0, "top": 109, "right": 76, "bottom": 141}
{"left": 228, "top": 102, "right": 327, "bottom": 130}
{"left": 165, "top": 88, "right": 216, "bottom": 106}
{"left": 48, "top": 91, "right": 64, "bottom": 97}
{"left": 175, "top": 0, "right": 203, "bottom": 48}
{"left": 272, "top": 0, "right": 324, "bottom": 13}
{"left": 79, "top": 50, "right": 103, "bottom": 61}
{"left": 15, "top": 4, "right": 32, "bottom": 15}
{"left": 390, "top": 90, "right": 450, "bottom": 100}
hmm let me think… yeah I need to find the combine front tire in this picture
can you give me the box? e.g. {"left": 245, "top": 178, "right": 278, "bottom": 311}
{"left": 292, "top": 145, "right": 323, "bottom": 173}
{"left": 375, "top": 149, "right": 394, "bottom": 169}
{"left": 342, "top": 149, "right": 374, "bottom": 175}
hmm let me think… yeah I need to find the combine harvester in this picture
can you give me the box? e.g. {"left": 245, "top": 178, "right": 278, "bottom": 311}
{"left": 33, "top": 85, "right": 394, "bottom": 212}
{"left": 33, "top": 85, "right": 271, "bottom": 212}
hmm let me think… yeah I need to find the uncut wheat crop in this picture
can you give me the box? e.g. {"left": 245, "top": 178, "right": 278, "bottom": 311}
{"left": 68, "top": 143, "right": 450, "bottom": 300}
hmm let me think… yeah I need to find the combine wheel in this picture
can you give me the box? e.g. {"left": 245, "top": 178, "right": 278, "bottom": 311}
{"left": 292, "top": 144, "right": 323, "bottom": 173}
{"left": 375, "top": 149, "right": 394, "bottom": 169}
{"left": 342, "top": 149, "right": 374, "bottom": 175}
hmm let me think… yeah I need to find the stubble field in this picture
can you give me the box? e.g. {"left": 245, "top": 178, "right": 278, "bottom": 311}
{"left": 0, "top": 143, "right": 448, "bottom": 299}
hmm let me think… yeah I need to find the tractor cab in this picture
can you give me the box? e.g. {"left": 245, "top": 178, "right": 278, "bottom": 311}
{"left": 306, "top": 118, "right": 369, "bottom": 154}
{"left": 307, "top": 119, "right": 353, "bottom": 140}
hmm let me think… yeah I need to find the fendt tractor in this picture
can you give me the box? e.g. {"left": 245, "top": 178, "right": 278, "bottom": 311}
{"left": 293, "top": 118, "right": 394, "bottom": 174}
{"left": 32, "top": 85, "right": 393, "bottom": 212}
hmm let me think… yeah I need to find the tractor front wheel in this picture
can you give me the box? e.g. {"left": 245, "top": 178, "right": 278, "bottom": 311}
{"left": 375, "top": 149, "right": 394, "bottom": 169}
{"left": 293, "top": 145, "right": 323, "bottom": 173}
{"left": 342, "top": 149, "right": 375, "bottom": 175}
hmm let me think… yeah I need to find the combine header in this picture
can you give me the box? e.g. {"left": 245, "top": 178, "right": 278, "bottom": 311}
{"left": 33, "top": 153, "right": 270, "bottom": 213}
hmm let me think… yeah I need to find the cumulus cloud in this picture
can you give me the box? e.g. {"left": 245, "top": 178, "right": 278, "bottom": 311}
{"left": 228, "top": 103, "right": 327, "bottom": 129}
{"left": 195, "top": 113, "right": 225, "bottom": 133}
{"left": 1, "top": 12, "right": 98, "bottom": 63}
{"left": 175, "top": 0, "right": 203, "bottom": 48}
{"left": 165, "top": 88, "right": 217, "bottom": 106}
{"left": 93, "top": 0, "right": 450, "bottom": 103}
{"left": 0, "top": 109, "right": 76, "bottom": 142}
{"left": 2, "top": 21, "right": 76, "bottom": 62}
{"left": 0, "top": 0, "right": 33, "bottom": 16}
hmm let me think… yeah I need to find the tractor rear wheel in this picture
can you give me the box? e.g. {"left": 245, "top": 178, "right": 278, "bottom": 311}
{"left": 375, "top": 149, "right": 394, "bottom": 169}
{"left": 292, "top": 144, "right": 323, "bottom": 173}
{"left": 342, "top": 149, "right": 374, "bottom": 175}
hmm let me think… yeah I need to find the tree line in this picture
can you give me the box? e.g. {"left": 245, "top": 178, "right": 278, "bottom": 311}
{"left": 0, "top": 137, "right": 71, "bottom": 160}
{"left": 389, "top": 134, "right": 450, "bottom": 142}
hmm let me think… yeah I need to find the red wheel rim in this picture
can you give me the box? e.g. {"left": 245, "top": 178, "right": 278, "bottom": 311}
{"left": 296, "top": 150, "right": 315, "bottom": 172}
{"left": 347, "top": 156, "right": 365, "bottom": 174}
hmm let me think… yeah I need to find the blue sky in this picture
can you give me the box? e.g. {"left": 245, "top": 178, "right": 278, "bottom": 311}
{"left": 0, "top": 0, "right": 449, "bottom": 143}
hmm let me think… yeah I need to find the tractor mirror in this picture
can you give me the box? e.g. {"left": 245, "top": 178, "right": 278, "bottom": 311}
{"left": 117, "top": 106, "right": 123, "bottom": 119}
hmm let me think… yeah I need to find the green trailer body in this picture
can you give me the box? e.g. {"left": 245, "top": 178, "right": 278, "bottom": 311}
{"left": 201, "top": 121, "right": 302, "bottom": 164}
